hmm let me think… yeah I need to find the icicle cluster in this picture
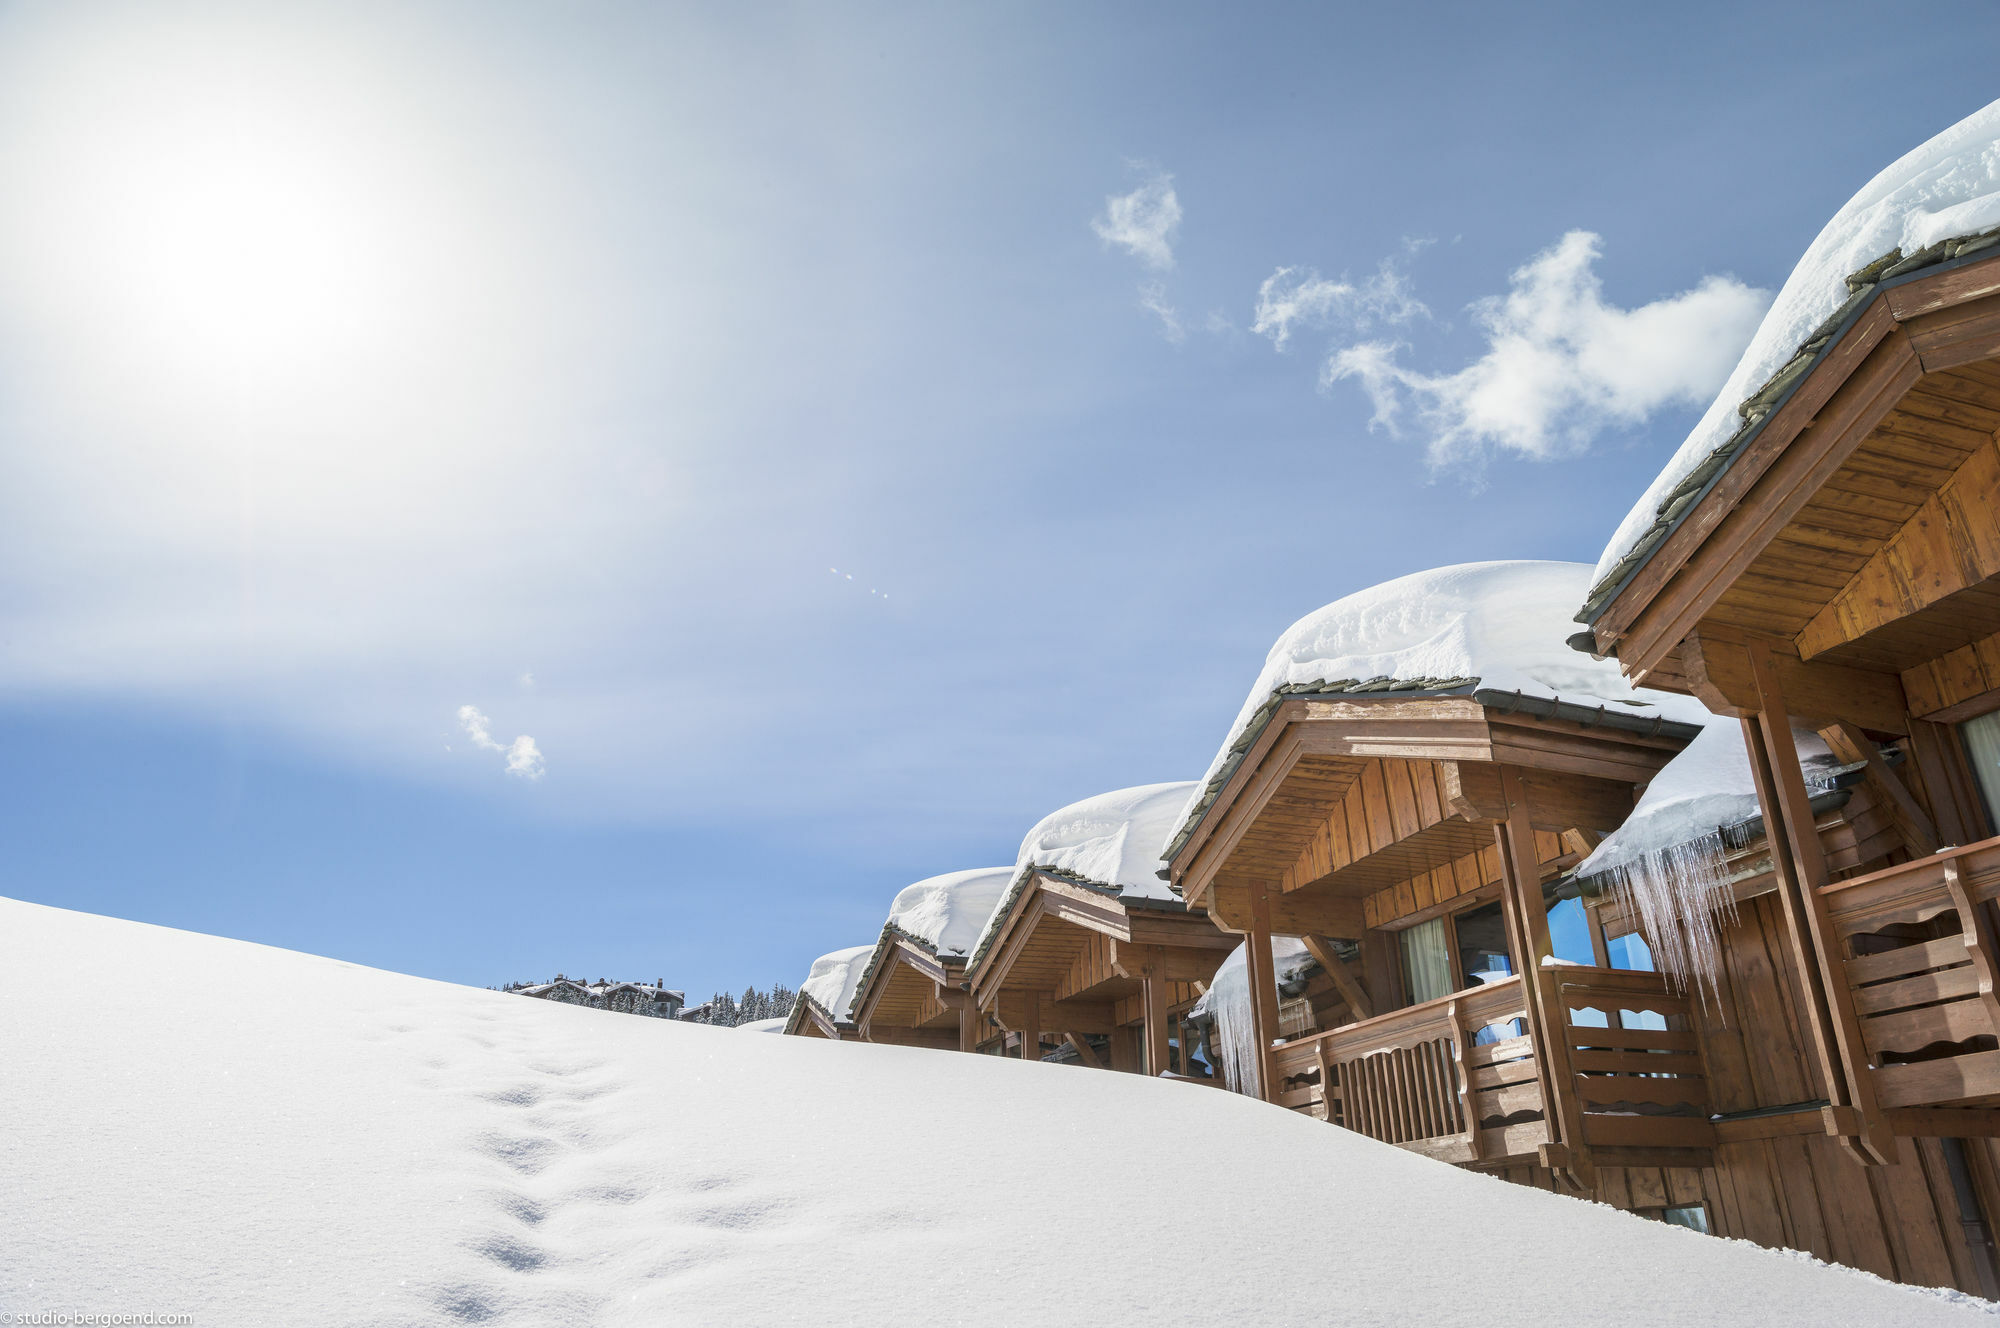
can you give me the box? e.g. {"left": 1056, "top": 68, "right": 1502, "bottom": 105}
{"left": 1204, "top": 945, "right": 1263, "bottom": 1097}
{"left": 1598, "top": 829, "right": 1737, "bottom": 1004}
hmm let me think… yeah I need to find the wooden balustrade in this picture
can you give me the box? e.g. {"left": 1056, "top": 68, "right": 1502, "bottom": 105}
{"left": 1553, "top": 967, "right": 1714, "bottom": 1153}
{"left": 1821, "top": 835, "right": 2000, "bottom": 1113}
{"left": 1271, "top": 967, "right": 1715, "bottom": 1165}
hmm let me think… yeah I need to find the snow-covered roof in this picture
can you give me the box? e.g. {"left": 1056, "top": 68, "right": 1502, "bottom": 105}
{"left": 1578, "top": 723, "right": 1840, "bottom": 881}
{"left": 797, "top": 944, "right": 873, "bottom": 1027}
{"left": 1583, "top": 99, "right": 2000, "bottom": 620}
{"left": 961, "top": 781, "right": 1202, "bottom": 979}
{"left": 883, "top": 866, "right": 1016, "bottom": 958}
{"left": 1168, "top": 561, "right": 1709, "bottom": 864}
{"left": 1016, "top": 781, "right": 1198, "bottom": 901}
{"left": 736, "top": 1016, "right": 788, "bottom": 1034}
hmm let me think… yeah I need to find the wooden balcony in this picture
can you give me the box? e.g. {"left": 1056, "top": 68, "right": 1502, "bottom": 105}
{"left": 1271, "top": 969, "right": 1714, "bottom": 1167}
{"left": 1821, "top": 835, "right": 2000, "bottom": 1117}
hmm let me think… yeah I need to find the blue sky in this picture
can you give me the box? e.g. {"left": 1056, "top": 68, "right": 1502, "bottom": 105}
{"left": 4, "top": 1, "right": 1998, "bottom": 1001}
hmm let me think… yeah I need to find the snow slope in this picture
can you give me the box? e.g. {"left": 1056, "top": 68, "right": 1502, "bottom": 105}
{"left": 2, "top": 897, "right": 1990, "bottom": 1327}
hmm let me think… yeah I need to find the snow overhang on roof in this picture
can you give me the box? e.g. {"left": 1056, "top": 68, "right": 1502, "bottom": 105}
{"left": 1164, "top": 561, "right": 1707, "bottom": 870}
{"left": 791, "top": 943, "right": 873, "bottom": 1031}
{"left": 1579, "top": 98, "right": 2000, "bottom": 630}
{"left": 962, "top": 780, "right": 1200, "bottom": 978}
{"left": 845, "top": 866, "right": 1015, "bottom": 1023}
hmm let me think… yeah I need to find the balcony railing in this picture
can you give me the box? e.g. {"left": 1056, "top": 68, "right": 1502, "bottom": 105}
{"left": 1271, "top": 967, "right": 1713, "bottom": 1164}
{"left": 1820, "top": 835, "right": 2000, "bottom": 1112}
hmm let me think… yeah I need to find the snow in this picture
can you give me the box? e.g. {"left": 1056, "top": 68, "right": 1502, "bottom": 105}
{"left": 797, "top": 944, "right": 872, "bottom": 1025}
{"left": 1015, "top": 780, "right": 1199, "bottom": 901}
{"left": 736, "top": 1016, "right": 787, "bottom": 1033}
{"left": 7, "top": 897, "right": 1987, "bottom": 1326}
{"left": 883, "top": 866, "right": 1015, "bottom": 957}
{"left": 1593, "top": 99, "right": 2000, "bottom": 595}
{"left": 1175, "top": 561, "right": 1708, "bottom": 853}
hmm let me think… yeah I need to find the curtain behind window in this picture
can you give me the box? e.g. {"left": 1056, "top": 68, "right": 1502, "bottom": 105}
{"left": 1400, "top": 917, "right": 1454, "bottom": 1005}
{"left": 1961, "top": 711, "right": 2000, "bottom": 839}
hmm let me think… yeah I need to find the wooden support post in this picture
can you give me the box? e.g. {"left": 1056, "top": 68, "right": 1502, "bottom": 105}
{"left": 1021, "top": 990, "right": 1041, "bottom": 1063}
{"left": 1745, "top": 646, "right": 1897, "bottom": 1166}
{"left": 1361, "top": 927, "right": 1403, "bottom": 1014}
{"left": 1108, "top": 1025, "right": 1141, "bottom": 1073}
{"left": 1445, "top": 998, "right": 1483, "bottom": 1160}
{"left": 1063, "top": 1032, "right": 1103, "bottom": 1069}
{"left": 1301, "top": 934, "right": 1373, "bottom": 1021}
{"left": 958, "top": 999, "right": 982, "bottom": 1054}
{"left": 1245, "top": 881, "right": 1282, "bottom": 1101}
{"left": 1141, "top": 969, "right": 1170, "bottom": 1076}
{"left": 1495, "top": 770, "right": 1593, "bottom": 1190}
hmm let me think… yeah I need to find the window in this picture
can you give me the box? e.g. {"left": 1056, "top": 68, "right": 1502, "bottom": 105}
{"left": 1607, "top": 929, "right": 1655, "bottom": 972}
{"left": 1453, "top": 900, "right": 1513, "bottom": 989}
{"left": 1960, "top": 710, "right": 2000, "bottom": 838}
{"left": 1660, "top": 1204, "right": 1711, "bottom": 1235}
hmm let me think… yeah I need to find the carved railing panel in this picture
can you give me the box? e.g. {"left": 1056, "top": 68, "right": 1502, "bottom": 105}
{"left": 1823, "top": 836, "right": 2000, "bottom": 1109}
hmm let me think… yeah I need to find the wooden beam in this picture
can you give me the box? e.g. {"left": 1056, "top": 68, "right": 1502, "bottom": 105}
{"left": 1745, "top": 647, "right": 1898, "bottom": 1166}
{"left": 1206, "top": 881, "right": 1366, "bottom": 939}
{"left": 1300, "top": 934, "right": 1373, "bottom": 1021}
{"left": 1817, "top": 720, "right": 1940, "bottom": 858}
{"left": 1590, "top": 298, "right": 1902, "bottom": 660}
{"left": 1885, "top": 1107, "right": 2000, "bottom": 1139}
{"left": 1021, "top": 990, "right": 1041, "bottom": 1062}
{"left": 1063, "top": 1032, "right": 1103, "bottom": 1070}
{"left": 1244, "top": 881, "right": 1281, "bottom": 1101}
{"left": 1612, "top": 322, "right": 1921, "bottom": 677}
{"left": 1684, "top": 625, "right": 1911, "bottom": 735}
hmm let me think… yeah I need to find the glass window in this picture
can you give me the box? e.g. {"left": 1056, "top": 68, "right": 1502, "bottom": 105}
{"left": 1960, "top": 711, "right": 2000, "bottom": 838}
{"left": 1661, "top": 1204, "right": 1711, "bottom": 1235}
{"left": 1400, "top": 917, "right": 1455, "bottom": 1004}
{"left": 1607, "top": 929, "right": 1655, "bottom": 972}
{"left": 1454, "top": 901, "right": 1513, "bottom": 988}
{"left": 1547, "top": 896, "right": 1598, "bottom": 966}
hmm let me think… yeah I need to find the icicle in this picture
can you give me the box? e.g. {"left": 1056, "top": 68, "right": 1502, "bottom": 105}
{"left": 1205, "top": 945, "right": 1262, "bottom": 1097}
{"left": 1599, "top": 829, "right": 1737, "bottom": 1005}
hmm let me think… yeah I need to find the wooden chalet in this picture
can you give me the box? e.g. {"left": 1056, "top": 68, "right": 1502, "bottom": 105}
{"left": 845, "top": 867, "right": 1014, "bottom": 1051}
{"left": 1570, "top": 205, "right": 2000, "bottom": 1291}
{"left": 1164, "top": 562, "right": 1744, "bottom": 1206}
{"left": 963, "top": 783, "right": 1237, "bottom": 1074}
{"left": 782, "top": 943, "right": 872, "bottom": 1040}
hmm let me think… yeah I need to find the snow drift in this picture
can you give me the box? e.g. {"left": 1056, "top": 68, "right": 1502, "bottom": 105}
{"left": 2, "top": 897, "right": 1989, "bottom": 1326}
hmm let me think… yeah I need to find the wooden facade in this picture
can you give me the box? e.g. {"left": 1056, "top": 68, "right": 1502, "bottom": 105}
{"left": 1575, "top": 245, "right": 2000, "bottom": 1294}
{"left": 1167, "top": 690, "right": 1710, "bottom": 1187}
{"left": 964, "top": 869, "right": 1236, "bottom": 1074}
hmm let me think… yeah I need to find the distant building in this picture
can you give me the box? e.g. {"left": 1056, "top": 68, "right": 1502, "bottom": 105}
{"left": 507, "top": 975, "right": 684, "bottom": 1020}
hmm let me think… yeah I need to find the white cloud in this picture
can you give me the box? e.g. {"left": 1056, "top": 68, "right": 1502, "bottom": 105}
{"left": 1253, "top": 245, "right": 1430, "bottom": 350}
{"left": 1091, "top": 173, "right": 1180, "bottom": 270}
{"left": 1138, "top": 280, "right": 1184, "bottom": 343}
{"left": 457, "top": 704, "right": 546, "bottom": 779}
{"left": 1324, "top": 231, "right": 1770, "bottom": 467}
